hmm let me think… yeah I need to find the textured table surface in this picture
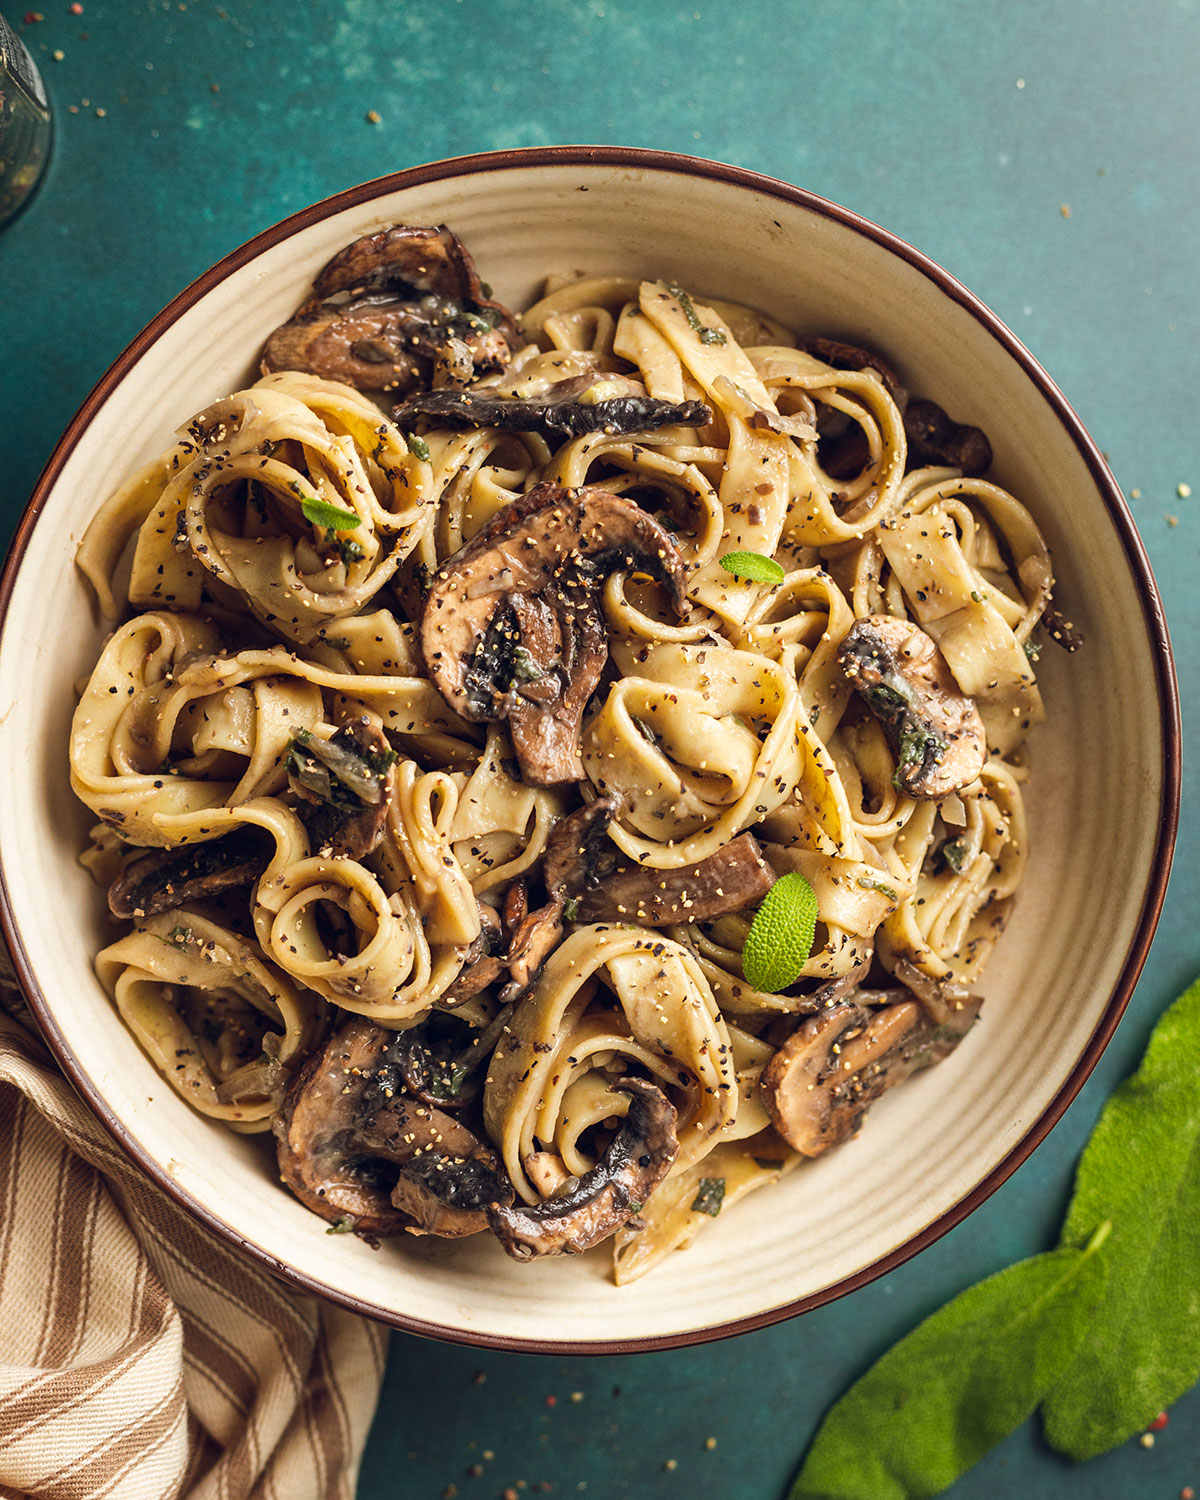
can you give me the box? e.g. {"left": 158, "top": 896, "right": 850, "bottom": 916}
{"left": 1, "top": 2, "right": 1197, "bottom": 1497}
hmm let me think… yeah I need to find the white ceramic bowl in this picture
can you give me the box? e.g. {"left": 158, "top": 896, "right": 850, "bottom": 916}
{"left": 0, "top": 148, "right": 1179, "bottom": 1352}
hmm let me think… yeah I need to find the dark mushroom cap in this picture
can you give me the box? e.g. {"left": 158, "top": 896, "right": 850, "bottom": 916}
{"left": 393, "top": 372, "right": 710, "bottom": 439}
{"left": 541, "top": 795, "right": 622, "bottom": 895}
{"left": 758, "top": 989, "right": 981, "bottom": 1157}
{"left": 304, "top": 224, "right": 517, "bottom": 338}
{"left": 108, "top": 825, "right": 273, "bottom": 919}
{"left": 486, "top": 1077, "right": 679, "bottom": 1259}
{"left": 799, "top": 337, "right": 907, "bottom": 404}
{"left": 287, "top": 717, "right": 397, "bottom": 859}
{"left": 419, "top": 482, "right": 688, "bottom": 784}
{"left": 274, "top": 1017, "right": 512, "bottom": 1238}
{"left": 838, "top": 615, "right": 987, "bottom": 798}
{"left": 261, "top": 223, "right": 519, "bottom": 393}
{"left": 904, "top": 398, "right": 992, "bottom": 477}
{"left": 574, "top": 831, "right": 774, "bottom": 926}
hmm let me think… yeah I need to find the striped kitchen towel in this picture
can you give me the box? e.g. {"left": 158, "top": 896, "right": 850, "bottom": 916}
{"left": 0, "top": 964, "right": 387, "bottom": 1500}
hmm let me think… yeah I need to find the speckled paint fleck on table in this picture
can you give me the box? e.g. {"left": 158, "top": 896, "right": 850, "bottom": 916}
{"left": 1, "top": 2, "right": 1197, "bottom": 1496}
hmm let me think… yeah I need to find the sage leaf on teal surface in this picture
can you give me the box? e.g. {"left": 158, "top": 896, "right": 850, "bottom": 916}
{"left": 790, "top": 1226, "right": 1110, "bottom": 1500}
{"left": 1043, "top": 975, "right": 1200, "bottom": 1460}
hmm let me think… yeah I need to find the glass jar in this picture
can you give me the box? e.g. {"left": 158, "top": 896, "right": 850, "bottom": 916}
{"left": 0, "top": 10, "right": 52, "bottom": 228}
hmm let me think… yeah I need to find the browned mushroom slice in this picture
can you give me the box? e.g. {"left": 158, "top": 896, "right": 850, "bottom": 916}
{"left": 800, "top": 337, "right": 906, "bottom": 403}
{"left": 394, "top": 372, "right": 710, "bottom": 439}
{"left": 577, "top": 833, "right": 773, "bottom": 924}
{"left": 486, "top": 1078, "right": 679, "bottom": 1259}
{"left": 391, "top": 1002, "right": 513, "bottom": 1109}
{"left": 306, "top": 224, "right": 516, "bottom": 332}
{"left": 890, "top": 956, "right": 978, "bottom": 1027}
{"left": 438, "top": 905, "right": 507, "bottom": 1008}
{"left": 261, "top": 223, "right": 519, "bottom": 393}
{"left": 838, "top": 615, "right": 987, "bottom": 798}
{"left": 505, "top": 594, "right": 609, "bottom": 785}
{"left": 420, "top": 481, "right": 688, "bottom": 784}
{"left": 758, "top": 992, "right": 981, "bottom": 1158}
{"left": 274, "top": 1017, "right": 512, "bottom": 1237}
{"left": 502, "top": 897, "right": 566, "bottom": 1001}
{"left": 541, "top": 795, "right": 622, "bottom": 895}
{"left": 904, "top": 398, "right": 992, "bottom": 477}
{"left": 389, "top": 1149, "right": 515, "bottom": 1238}
{"left": 108, "top": 826, "right": 273, "bottom": 918}
{"left": 287, "top": 718, "right": 397, "bottom": 857}
{"left": 784, "top": 954, "right": 874, "bottom": 1015}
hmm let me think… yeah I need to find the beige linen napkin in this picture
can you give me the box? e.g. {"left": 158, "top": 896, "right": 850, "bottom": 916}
{"left": 0, "top": 962, "right": 388, "bottom": 1500}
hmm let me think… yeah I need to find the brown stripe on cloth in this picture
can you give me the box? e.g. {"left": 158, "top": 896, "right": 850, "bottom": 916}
{"left": 0, "top": 947, "right": 388, "bottom": 1500}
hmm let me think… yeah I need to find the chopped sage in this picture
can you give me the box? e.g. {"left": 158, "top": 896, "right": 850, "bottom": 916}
{"left": 691, "top": 1178, "right": 726, "bottom": 1217}
{"left": 300, "top": 495, "right": 362, "bottom": 531}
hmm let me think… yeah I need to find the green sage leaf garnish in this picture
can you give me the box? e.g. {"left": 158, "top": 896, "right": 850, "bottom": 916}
{"left": 939, "top": 837, "right": 968, "bottom": 874}
{"left": 690, "top": 1178, "right": 726, "bottom": 1218}
{"left": 666, "top": 281, "right": 727, "bottom": 345}
{"left": 300, "top": 495, "right": 362, "bottom": 531}
{"left": 719, "top": 550, "right": 785, "bottom": 587}
{"left": 791, "top": 1224, "right": 1110, "bottom": 1499}
{"left": 741, "top": 872, "right": 819, "bottom": 993}
{"left": 1043, "top": 975, "right": 1200, "bottom": 1458}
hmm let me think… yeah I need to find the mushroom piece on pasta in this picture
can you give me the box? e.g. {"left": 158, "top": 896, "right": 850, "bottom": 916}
{"left": 393, "top": 371, "right": 710, "bottom": 438}
{"left": 758, "top": 991, "right": 981, "bottom": 1157}
{"left": 261, "top": 223, "right": 520, "bottom": 393}
{"left": 275, "top": 1017, "right": 513, "bottom": 1238}
{"left": 486, "top": 1077, "right": 678, "bottom": 1259}
{"left": 838, "top": 615, "right": 987, "bottom": 798}
{"left": 419, "top": 480, "right": 688, "bottom": 784}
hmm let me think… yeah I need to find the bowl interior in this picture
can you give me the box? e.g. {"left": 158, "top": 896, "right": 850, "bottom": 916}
{"left": 0, "top": 154, "right": 1173, "bottom": 1349}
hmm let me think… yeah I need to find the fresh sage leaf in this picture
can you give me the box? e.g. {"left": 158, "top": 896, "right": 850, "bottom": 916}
{"left": 719, "top": 549, "right": 785, "bottom": 587}
{"left": 300, "top": 495, "right": 362, "bottom": 531}
{"left": 1043, "top": 975, "right": 1200, "bottom": 1459}
{"left": 741, "top": 872, "right": 818, "bottom": 993}
{"left": 690, "top": 1177, "right": 726, "bottom": 1217}
{"left": 791, "top": 1225, "right": 1110, "bottom": 1500}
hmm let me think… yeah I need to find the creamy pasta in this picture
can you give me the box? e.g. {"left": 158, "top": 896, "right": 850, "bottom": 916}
{"left": 70, "top": 225, "right": 1059, "bottom": 1282}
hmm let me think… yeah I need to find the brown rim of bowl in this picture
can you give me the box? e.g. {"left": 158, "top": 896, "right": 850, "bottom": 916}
{"left": 0, "top": 145, "right": 1181, "bottom": 1355}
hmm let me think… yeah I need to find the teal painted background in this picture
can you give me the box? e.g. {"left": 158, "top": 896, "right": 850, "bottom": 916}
{"left": 1, "top": 2, "right": 1196, "bottom": 1496}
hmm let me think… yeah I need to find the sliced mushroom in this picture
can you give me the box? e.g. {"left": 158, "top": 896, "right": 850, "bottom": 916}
{"left": 274, "top": 1017, "right": 512, "bottom": 1237}
{"left": 838, "top": 615, "right": 986, "bottom": 798}
{"left": 904, "top": 398, "right": 992, "bottom": 477}
{"left": 578, "top": 833, "right": 773, "bottom": 924}
{"left": 890, "top": 956, "right": 977, "bottom": 1027}
{"left": 394, "top": 372, "right": 709, "bottom": 438}
{"left": 486, "top": 1077, "right": 679, "bottom": 1259}
{"left": 505, "top": 594, "right": 609, "bottom": 787}
{"left": 108, "top": 826, "right": 273, "bottom": 918}
{"left": 287, "top": 718, "right": 397, "bottom": 858}
{"left": 261, "top": 223, "right": 519, "bottom": 393}
{"left": 758, "top": 991, "right": 981, "bottom": 1157}
{"left": 784, "top": 954, "right": 874, "bottom": 1015}
{"left": 389, "top": 1149, "right": 515, "bottom": 1238}
{"left": 799, "top": 337, "right": 906, "bottom": 404}
{"left": 390, "top": 1002, "right": 512, "bottom": 1110}
{"left": 541, "top": 795, "right": 622, "bottom": 895}
{"left": 438, "top": 904, "right": 507, "bottom": 1008}
{"left": 420, "top": 481, "right": 688, "bottom": 784}
{"left": 502, "top": 898, "right": 566, "bottom": 1000}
